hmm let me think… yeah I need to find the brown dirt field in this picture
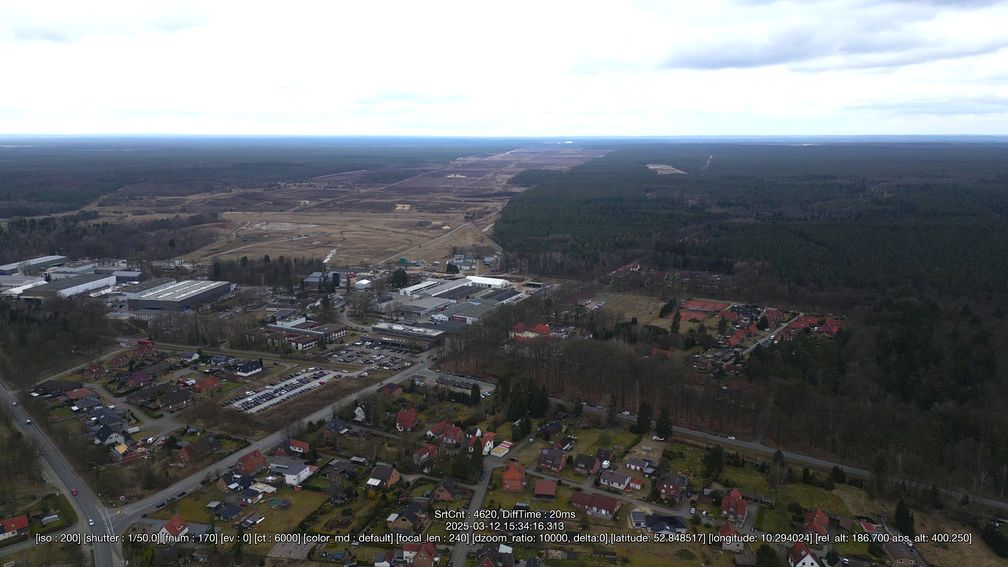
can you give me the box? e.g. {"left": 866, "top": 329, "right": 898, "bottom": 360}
{"left": 382, "top": 222, "right": 503, "bottom": 265}
{"left": 87, "top": 146, "right": 607, "bottom": 267}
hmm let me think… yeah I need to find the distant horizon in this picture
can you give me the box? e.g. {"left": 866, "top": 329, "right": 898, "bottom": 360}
{"left": 3, "top": 133, "right": 1008, "bottom": 141}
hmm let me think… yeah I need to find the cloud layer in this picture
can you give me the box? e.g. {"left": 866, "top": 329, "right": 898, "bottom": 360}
{"left": 0, "top": 0, "right": 1005, "bottom": 135}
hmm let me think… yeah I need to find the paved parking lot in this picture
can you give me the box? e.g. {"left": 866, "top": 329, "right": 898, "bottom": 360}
{"left": 224, "top": 368, "right": 339, "bottom": 414}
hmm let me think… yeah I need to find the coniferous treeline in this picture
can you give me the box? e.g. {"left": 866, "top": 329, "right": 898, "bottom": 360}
{"left": 209, "top": 255, "right": 324, "bottom": 288}
{"left": 0, "top": 212, "right": 218, "bottom": 264}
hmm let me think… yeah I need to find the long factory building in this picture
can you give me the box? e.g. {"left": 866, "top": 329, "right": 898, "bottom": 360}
{"left": 126, "top": 279, "right": 236, "bottom": 311}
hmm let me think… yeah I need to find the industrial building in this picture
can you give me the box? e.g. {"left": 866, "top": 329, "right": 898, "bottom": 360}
{"left": 465, "top": 276, "right": 509, "bottom": 289}
{"left": 0, "top": 255, "right": 68, "bottom": 276}
{"left": 369, "top": 322, "right": 445, "bottom": 350}
{"left": 20, "top": 273, "right": 118, "bottom": 300}
{"left": 397, "top": 278, "right": 441, "bottom": 296}
{"left": 431, "top": 299, "right": 500, "bottom": 325}
{"left": 126, "top": 280, "right": 235, "bottom": 311}
{"left": 45, "top": 260, "right": 98, "bottom": 280}
{"left": 432, "top": 284, "right": 482, "bottom": 301}
{"left": 397, "top": 296, "right": 454, "bottom": 317}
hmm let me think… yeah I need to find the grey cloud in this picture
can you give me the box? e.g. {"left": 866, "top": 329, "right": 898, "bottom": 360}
{"left": 12, "top": 26, "right": 74, "bottom": 43}
{"left": 661, "top": 1, "right": 1007, "bottom": 71}
{"left": 2, "top": 8, "right": 205, "bottom": 43}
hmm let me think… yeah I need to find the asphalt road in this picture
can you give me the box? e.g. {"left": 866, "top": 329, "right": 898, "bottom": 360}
{"left": 0, "top": 382, "right": 123, "bottom": 567}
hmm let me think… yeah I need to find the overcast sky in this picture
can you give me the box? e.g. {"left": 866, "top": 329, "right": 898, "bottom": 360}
{"left": 2, "top": 0, "right": 1006, "bottom": 136}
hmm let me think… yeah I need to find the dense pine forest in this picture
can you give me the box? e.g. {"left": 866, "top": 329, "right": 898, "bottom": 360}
{"left": 468, "top": 142, "right": 1008, "bottom": 500}
{"left": 496, "top": 142, "right": 1008, "bottom": 297}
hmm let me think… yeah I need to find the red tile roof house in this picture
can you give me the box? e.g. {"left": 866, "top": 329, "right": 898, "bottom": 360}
{"left": 719, "top": 522, "right": 745, "bottom": 552}
{"left": 193, "top": 376, "right": 220, "bottom": 393}
{"left": 0, "top": 515, "right": 29, "bottom": 542}
{"left": 570, "top": 491, "right": 621, "bottom": 520}
{"left": 288, "top": 440, "right": 309, "bottom": 456}
{"left": 159, "top": 514, "right": 189, "bottom": 539}
{"left": 427, "top": 421, "right": 464, "bottom": 447}
{"left": 414, "top": 443, "right": 439, "bottom": 470}
{"left": 787, "top": 542, "right": 821, "bottom": 567}
{"left": 64, "top": 387, "right": 96, "bottom": 402}
{"left": 233, "top": 449, "right": 269, "bottom": 476}
{"left": 627, "top": 477, "right": 645, "bottom": 491}
{"left": 501, "top": 463, "right": 527, "bottom": 492}
{"left": 721, "top": 489, "right": 749, "bottom": 523}
{"left": 396, "top": 407, "right": 419, "bottom": 432}
{"left": 510, "top": 322, "right": 553, "bottom": 341}
{"left": 804, "top": 508, "right": 829, "bottom": 537}
{"left": 534, "top": 479, "right": 558, "bottom": 499}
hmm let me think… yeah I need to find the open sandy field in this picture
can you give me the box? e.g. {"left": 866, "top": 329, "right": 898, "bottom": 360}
{"left": 86, "top": 145, "right": 606, "bottom": 267}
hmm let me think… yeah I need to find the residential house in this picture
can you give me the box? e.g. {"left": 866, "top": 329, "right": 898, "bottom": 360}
{"left": 628, "top": 477, "right": 644, "bottom": 491}
{"left": 599, "top": 470, "right": 631, "bottom": 491}
{"left": 73, "top": 396, "right": 104, "bottom": 412}
{"left": 234, "top": 359, "right": 263, "bottom": 377}
{"left": 179, "top": 352, "right": 200, "bottom": 363}
{"left": 269, "top": 457, "right": 314, "bottom": 486}
{"left": 595, "top": 448, "right": 614, "bottom": 467}
{"left": 396, "top": 408, "right": 419, "bottom": 432}
{"left": 94, "top": 424, "right": 125, "bottom": 446}
{"left": 240, "top": 488, "right": 263, "bottom": 505}
{"left": 403, "top": 542, "right": 438, "bottom": 567}
{"left": 804, "top": 508, "right": 829, "bottom": 538}
{"left": 288, "top": 439, "right": 309, "bottom": 456}
{"left": 537, "top": 420, "right": 565, "bottom": 439}
{"left": 657, "top": 473, "right": 689, "bottom": 503}
{"left": 625, "top": 457, "right": 650, "bottom": 472}
{"left": 387, "top": 501, "right": 429, "bottom": 535}
{"left": 64, "top": 387, "right": 96, "bottom": 402}
{"left": 534, "top": 480, "right": 557, "bottom": 500}
{"left": 475, "top": 542, "right": 515, "bottom": 567}
{"left": 159, "top": 515, "right": 189, "bottom": 539}
{"left": 233, "top": 449, "right": 268, "bottom": 476}
{"left": 427, "top": 421, "right": 464, "bottom": 447}
{"left": 414, "top": 443, "right": 439, "bottom": 471}
{"left": 786, "top": 543, "right": 821, "bottom": 567}
{"left": 192, "top": 376, "right": 220, "bottom": 394}
{"left": 432, "top": 477, "right": 461, "bottom": 502}
{"left": 573, "top": 453, "right": 601, "bottom": 476}
{"left": 367, "top": 463, "right": 400, "bottom": 489}
{"left": 0, "top": 515, "right": 29, "bottom": 542}
{"left": 883, "top": 542, "right": 918, "bottom": 567}
{"left": 569, "top": 491, "right": 621, "bottom": 520}
{"left": 126, "top": 372, "right": 152, "bottom": 388}
{"left": 721, "top": 489, "right": 749, "bottom": 523}
{"left": 214, "top": 503, "right": 241, "bottom": 522}
{"left": 479, "top": 432, "right": 497, "bottom": 455}
{"left": 157, "top": 389, "right": 192, "bottom": 413}
{"left": 537, "top": 447, "right": 567, "bottom": 473}
{"left": 510, "top": 322, "right": 552, "bottom": 341}
{"left": 719, "top": 523, "right": 745, "bottom": 552}
{"left": 502, "top": 463, "right": 527, "bottom": 492}
{"left": 89, "top": 407, "right": 125, "bottom": 431}
{"left": 324, "top": 418, "right": 351, "bottom": 438}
